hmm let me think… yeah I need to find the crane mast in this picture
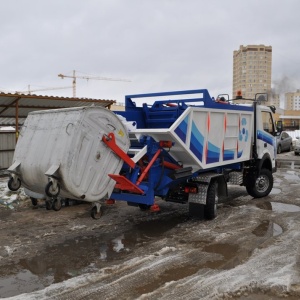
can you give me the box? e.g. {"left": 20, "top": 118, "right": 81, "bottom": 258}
{"left": 58, "top": 70, "right": 131, "bottom": 97}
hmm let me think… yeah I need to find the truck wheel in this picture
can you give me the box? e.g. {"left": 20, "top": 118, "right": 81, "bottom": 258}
{"left": 45, "top": 181, "right": 60, "bottom": 197}
{"left": 189, "top": 202, "right": 204, "bottom": 220}
{"left": 204, "top": 181, "right": 218, "bottom": 220}
{"left": 246, "top": 169, "right": 273, "bottom": 198}
{"left": 8, "top": 177, "right": 21, "bottom": 191}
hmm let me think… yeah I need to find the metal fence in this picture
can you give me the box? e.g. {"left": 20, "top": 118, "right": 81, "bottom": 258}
{"left": 0, "top": 131, "right": 16, "bottom": 170}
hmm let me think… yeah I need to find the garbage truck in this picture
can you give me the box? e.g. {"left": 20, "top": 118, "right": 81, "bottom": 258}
{"left": 7, "top": 89, "right": 277, "bottom": 220}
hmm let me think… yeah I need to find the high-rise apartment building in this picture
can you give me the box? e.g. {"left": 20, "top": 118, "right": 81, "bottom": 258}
{"left": 285, "top": 90, "right": 300, "bottom": 110}
{"left": 270, "top": 93, "right": 281, "bottom": 108}
{"left": 233, "top": 45, "right": 272, "bottom": 103}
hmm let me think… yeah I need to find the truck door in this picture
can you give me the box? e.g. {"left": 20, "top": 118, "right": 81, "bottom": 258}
{"left": 256, "top": 109, "right": 276, "bottom": 165}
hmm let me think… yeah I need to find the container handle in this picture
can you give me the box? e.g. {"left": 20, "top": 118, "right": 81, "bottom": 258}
{"left": 66, "top": 123, "right": 74, "bottom": 135}
{"left": 106, "top": 123, "right": 116, "bottom": 131}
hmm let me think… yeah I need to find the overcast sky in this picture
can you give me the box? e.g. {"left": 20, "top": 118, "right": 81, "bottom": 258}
{"left": 0, "top": 0, "right": 299, "bottom": 103}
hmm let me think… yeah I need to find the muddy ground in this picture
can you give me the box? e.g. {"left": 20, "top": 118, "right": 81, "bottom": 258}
{"left": 1, "top": 153, "right": 300, "bottom": 299}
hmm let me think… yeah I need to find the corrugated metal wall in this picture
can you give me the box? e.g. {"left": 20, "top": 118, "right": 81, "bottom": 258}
{"left": 0, "top": 132, "right": 15, "bottom": 169}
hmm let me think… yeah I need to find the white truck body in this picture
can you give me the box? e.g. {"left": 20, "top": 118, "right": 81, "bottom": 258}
{"left": 131, "top": 105, "right": 276, "bottom": 172}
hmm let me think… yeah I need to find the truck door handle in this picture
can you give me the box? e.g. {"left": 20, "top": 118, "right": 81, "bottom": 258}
{"left": 264, "top": 142, "right": 267, "bottom": 148}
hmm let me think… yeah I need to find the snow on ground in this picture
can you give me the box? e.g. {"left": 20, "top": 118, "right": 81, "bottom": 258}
{"left": 0, "top": 177, "right": 27, "bottom": 209}
{"left": 1, "top": 167, "right": 300, "bottom": 299}
{"left": 5, "top": 219, "right": 300, "bottom": 300}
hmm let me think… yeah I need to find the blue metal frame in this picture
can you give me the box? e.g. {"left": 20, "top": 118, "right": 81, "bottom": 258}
{"left": 110, "top": 89, "right": 253, "bottom": 206}
{"left": 110, "top": 136, "right": 176, "bottom": 205}
{"left": 115, "top": 89, "right": 253, "bottom": 129}
{"left": 124, "top": 89, "right": 253, "bottom": 110}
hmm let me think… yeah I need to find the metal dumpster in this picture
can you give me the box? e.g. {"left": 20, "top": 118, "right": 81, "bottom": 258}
{"left": 8, "top": 106, "right": 130, "bottom": 202}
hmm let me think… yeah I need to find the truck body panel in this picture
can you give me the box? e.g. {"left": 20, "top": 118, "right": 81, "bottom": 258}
{"left": 131, "top": 107, "right": 254, "bottom": 172}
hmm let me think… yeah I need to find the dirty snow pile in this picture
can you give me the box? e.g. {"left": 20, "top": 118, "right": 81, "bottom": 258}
{"left": 6, "top": 231, "right": 300, "bottom": 300}
{"left": 0, "top": 179, "right": 27, "bottom": 209}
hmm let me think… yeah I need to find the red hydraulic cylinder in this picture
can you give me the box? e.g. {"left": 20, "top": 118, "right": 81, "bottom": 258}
{"left": 136, "top": 149, "right": 162, "bottom": 185}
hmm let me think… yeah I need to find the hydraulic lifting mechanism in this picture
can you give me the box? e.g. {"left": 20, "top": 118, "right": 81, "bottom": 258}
{"left": 7, "top": 89, "right": 277, "bottom": 220}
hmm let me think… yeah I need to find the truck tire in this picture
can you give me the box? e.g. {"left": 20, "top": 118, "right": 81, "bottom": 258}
{"left": 189, "top": 203, "right": 204, "bottom": 220}
{"left": 246, "top": 169, "right": 273, "bottom": 198}
{"left": 204, "top": 180, "right": 218, "bottom": 220}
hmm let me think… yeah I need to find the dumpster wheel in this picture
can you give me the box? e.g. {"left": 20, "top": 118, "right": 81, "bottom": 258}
{"left": 52, "top": 198, "right": 62, "bottom": 211}
{"left": 91, "top": 205, "right": 104, "bottom": 220}
{"left": 45, "top": 200, "right": 53, "bottom": 210}
{"left": 8, "top": 177, "right": 21, "bottom": 191}
{"left": 45, "top": 181, "right": 60, "bottom": 197}
{"left": 30, "top": 197, "right": 38, "bottom": 206}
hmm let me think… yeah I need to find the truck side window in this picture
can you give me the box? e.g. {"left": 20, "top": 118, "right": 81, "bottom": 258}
{"left": 262, "top": 111, "right": 275, "bottom": 135}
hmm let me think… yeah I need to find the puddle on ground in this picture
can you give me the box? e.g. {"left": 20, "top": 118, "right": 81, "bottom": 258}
{"left": 135, "top": 243, "right": 243, "bottom": 296}
{"left": 252, "top": 220, "right": 283, "bottom": 237}
{"left": 271, "top": 202, "right": 300, "bottom": 212}
{"left": 256, "top": 201, "right": 273, "bottom": 210}
{"left": 273, "top": 223, "right": 283, "bottom": 236}
{"left": 201, "top": 243, "right": 244, "bottom": 270}
{"left": 269, "top": 188, "right": 281, "bottom": 195}
{"left": 256, "top": 201, "right": 300, "bottom": 213}
{"left": 239, "top": 292, "right": 300, "bottom": 300}
{"left": 135, "top": 264, "right": 200, "bottom": 295}
{"left": 0, "top": 214, "right": 187, "bottom": 298}
{"left": 284, "top": 171, "right": 300, "bottom": 182}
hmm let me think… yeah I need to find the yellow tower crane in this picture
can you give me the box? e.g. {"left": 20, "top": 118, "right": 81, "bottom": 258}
{"left": 58, "top": 70, "right": 131, "bottom": 97}
{"left": 26, "top": 85, "right": 72, "bottom": 95}
{"left": 11, "top": 85, "right": 72, "bottom": 95}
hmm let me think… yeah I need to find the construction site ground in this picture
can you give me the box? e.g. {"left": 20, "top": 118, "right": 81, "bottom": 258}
{"left": 0, "top": 151, "right": 300, "bottom": 299}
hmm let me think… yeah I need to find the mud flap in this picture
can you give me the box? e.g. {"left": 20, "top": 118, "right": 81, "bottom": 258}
{"left": 189, "top": 203, "right": 204, "bottom": 220}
